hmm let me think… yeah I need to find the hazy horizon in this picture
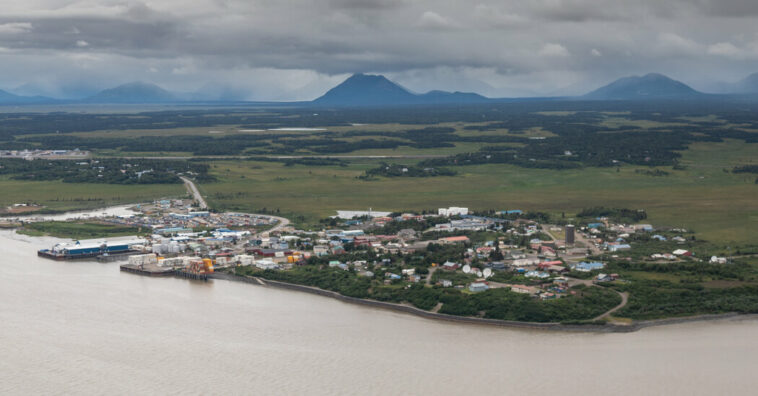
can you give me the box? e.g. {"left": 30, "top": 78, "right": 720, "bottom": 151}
{"left": 2, "top": 1, "right": 758, "bottom": 100}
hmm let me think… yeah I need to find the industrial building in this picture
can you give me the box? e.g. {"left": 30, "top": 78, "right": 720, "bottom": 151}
{"left": 38, "top": 236, "right": 146, "bottom": 260}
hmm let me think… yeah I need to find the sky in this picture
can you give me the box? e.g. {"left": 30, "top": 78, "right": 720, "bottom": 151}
{"left": 0, "top": 0, "right": 757, "bottom": 100}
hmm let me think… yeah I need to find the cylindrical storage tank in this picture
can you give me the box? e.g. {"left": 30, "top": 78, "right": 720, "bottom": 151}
{"left": 566, "top": 224, "right": 575, "bottom": 245}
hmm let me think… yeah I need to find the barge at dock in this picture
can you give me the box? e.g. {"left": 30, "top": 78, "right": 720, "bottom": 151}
{"left": 38, "top": 236, "right": 146, "bottom": 260}
{"left": 119, "top": 254, "right": 214, "bottom": 281}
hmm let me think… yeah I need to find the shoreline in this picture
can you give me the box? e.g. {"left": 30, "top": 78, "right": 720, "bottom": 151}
{"left": 1, "top": 203, "right": 139, "bottom": 221}
{"left": 211, "top": 272, "right": 758, "bottom": 333}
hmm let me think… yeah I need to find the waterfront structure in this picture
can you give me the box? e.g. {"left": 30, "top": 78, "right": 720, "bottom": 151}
{"left": 38, "top": 236, "right": 146, "bottom": 260}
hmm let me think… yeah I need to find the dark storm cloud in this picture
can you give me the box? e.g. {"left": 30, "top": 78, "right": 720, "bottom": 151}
{"left": 683, "top": 0, "right": 758, "bottom": 17}
{"left": 327, "top": 0, "right": 409, "bottom": 10}
{"left": 0, "top": 0, "right": 756, "bottom": 99}
{"left": 0, "top": 17, "right": 180, "bottom": 52}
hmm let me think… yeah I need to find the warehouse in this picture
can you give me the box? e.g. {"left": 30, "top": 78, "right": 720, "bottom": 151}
{"left": 39, "top": 236, "right": 146, "bottom": 260}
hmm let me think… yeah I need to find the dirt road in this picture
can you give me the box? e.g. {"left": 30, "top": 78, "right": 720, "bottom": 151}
{"left": 594, "top": 291, "right": 629, "bottom": 321}
{"left": 180, "top": 176, "right": 208, "bottom": 209}
{"left": 180, "top": 176, "right": 290, "bottom": 232}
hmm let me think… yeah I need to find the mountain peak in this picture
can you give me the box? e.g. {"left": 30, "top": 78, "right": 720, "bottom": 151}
{"left": 313, "top": 73, "right": 415, "bottom": 106}
{"left": 313, "top": 73, "right": 490, "bottom": 106}
{"left": 344, "top": 73, "right": 391, "bottom": 82}
{"left": 732, "top": 72, "right": 758, "bottom": 93}
{"left": 640, "top": 72, "right": 668, "bottom": 79}
{"left": 0, "top": 88, "right": 19, "bottom": 100}
{"left": 86, "top": 81, "right": 176, "bottom": 103}
{"left": 584, "top": 73, "right": 700, "bottom": 100}
{"left": 0, "top": 88, "right": 55, "bottom": 104}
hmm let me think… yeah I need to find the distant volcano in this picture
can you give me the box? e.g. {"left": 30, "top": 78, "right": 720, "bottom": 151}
{"left": 584, "top": 73, "right": 701, "bottom": 100}
{"left": 313, "top": 73, "right": 489, "bottom": 106}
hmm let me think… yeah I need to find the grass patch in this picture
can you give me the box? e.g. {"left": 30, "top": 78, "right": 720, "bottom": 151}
{"left": 0, "top": 176, "right": 187, "bottom": 213}
{"left": 18, "top": 221, "right": 143, "bottom": 239}
{"left": 199, "top": 138, "right": 758, "bottom": 244}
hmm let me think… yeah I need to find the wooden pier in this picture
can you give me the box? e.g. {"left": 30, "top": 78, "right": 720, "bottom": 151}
{"left": 119, "top": 263, "right": 175, "bottom": 277}
{"left": 175, "top": 270, "right": 210, "bottom": 281}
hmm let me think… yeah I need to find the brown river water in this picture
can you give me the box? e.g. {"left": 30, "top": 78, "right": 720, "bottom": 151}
{"left": 1, "top": 229, "right": 757, "bottom": 395}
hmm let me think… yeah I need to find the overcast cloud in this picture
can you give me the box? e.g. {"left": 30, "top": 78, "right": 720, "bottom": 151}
{"left": 1, "top": 0, "right": 757, "bottom": 99}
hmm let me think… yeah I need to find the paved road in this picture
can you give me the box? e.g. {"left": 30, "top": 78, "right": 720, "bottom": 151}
{"left": 180, "top": 176, "right": 208, "bottom": 209}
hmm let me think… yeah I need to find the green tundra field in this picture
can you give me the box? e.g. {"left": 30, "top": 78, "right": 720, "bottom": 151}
{"left": 1, "top": 103, "right": 756, "bottom": 245}
{"left": 0, "top": 177, "right": 186, "bottom": 214}
{"left": 198, "top": 138, "right": 757, "bottom": 244}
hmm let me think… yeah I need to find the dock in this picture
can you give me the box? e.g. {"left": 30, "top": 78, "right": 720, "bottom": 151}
{"left": 39, "top": 249, "right": 111, "bottom": 260}
{"left": 175, "top": 269, "right": 210, "bottom": 281}
{"left": 119, "top": 263, "right": 176, "bottom": 277}
{"left": 97, "top": 252, "right": 141, "bottom": 263}
{"left": 37, "top": 249, "right": 140, "bottom": 262}
{"left": 38, "top": 236, "right": 146, "bottom": 261}
{"left": 119, "top": 263, "right": 210, "bottom": 281}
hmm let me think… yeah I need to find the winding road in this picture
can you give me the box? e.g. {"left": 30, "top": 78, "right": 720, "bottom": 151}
{"left": 594, "top": 291, "right": 629, "bottom": 322}
{"left": 538, "top": 225, "right": 628, "bottom": 321}
{"left": 569, "top": 277, "right": 629, "bottom": 322}
{"left": 179, "top": 176, "right": 290, "bottom": 232}
{"left": 265, "top": 214, "right": 291, "bottom": 233}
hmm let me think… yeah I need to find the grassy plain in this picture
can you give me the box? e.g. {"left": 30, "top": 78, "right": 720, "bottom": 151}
{"left": 67, "top": 125, "right": 244, "bottom": 138}
{"left": 66, "top": 123, "right": 464, "bottom": 138}
{"left": 18, "top": 221, "right": 143, "bottom": 238}
{"left": 60, "top": 121, "right": 545, "bottom": 158}
{"left": 200, "top": 139, "right": 757, "bottom": 244}
{"left": 0, "top": 177, "right": 186, "bottom": 213}
{"left": 3, "top": 112, "right": 756, "bottom": 245}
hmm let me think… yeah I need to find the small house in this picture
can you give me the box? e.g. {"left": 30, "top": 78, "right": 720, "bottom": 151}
{"left": 573, "top": 261, "right": 605, "bottom": 272}
{"left": 673, "top": 249, "right": 692, "bottom": 257}
{"left": 509, "top": 284, "right": 538, "bottom": 295}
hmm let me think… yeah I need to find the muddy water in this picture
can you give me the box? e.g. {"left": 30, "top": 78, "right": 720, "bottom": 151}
{"left": 1, "top": 230, "right": 756, "bottom": 395}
